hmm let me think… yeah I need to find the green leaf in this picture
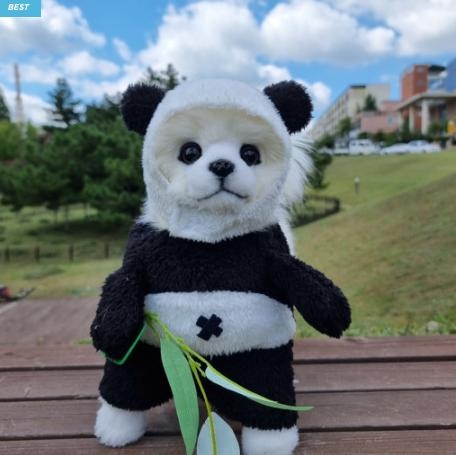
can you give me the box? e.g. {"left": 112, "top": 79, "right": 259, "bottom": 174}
{"left": 205, "top": 366, "right": 313, "bottom": 412}
{"left": 161, "top": 338, "right": 199, "bottom": 455}
{"left": 197, "top": 412, "right": 240, "bottom": 455}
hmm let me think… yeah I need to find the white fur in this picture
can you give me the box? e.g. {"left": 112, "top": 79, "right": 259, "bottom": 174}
{"left": 242, "top": 426, "right": 299, "bottom": 455}
{"left": 94, "top": 398, "right": 147, "bottom": 447}
{"left": 140, "top": 79, "right": 294, "bottom": 243}
{"left": 142, "top": 291, "right": 295, "bottom": 356}
{"left": 281, "top": 134, "right": 314, "bottom": 208}
{"left": 276, "top": 133, "right": 314, "bottom": 255}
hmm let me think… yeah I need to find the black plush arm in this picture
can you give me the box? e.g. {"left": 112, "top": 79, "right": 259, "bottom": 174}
{"left": 267, "top": 252, "right": 351, "bottom": 338}
{"left": 90, "top": 223, "right": 150, "bottom": 359}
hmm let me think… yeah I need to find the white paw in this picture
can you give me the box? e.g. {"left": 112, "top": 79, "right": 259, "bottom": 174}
{"left": 241, "top": 426, "right": 298, "bottom": 455}
{"left": 94, "top": 398, "right": 147, "bottom": 447}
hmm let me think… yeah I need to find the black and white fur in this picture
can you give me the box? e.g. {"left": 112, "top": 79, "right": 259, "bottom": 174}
{"left": 91, "top": 79, "right": 350, "bottom": 454}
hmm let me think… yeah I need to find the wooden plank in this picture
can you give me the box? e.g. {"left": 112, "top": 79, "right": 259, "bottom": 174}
{"left": 2, "top": 335, "right": 456, "bottom": 370}
{"left": 298, "top": 430, "right": 456, "bottom": 455}
{"left": 2, "top": 431, "right": 456, "bottom": 455}
{"left": 1, "top": 390, "right": 455, "bottom": 439}
{"left": 0, "top": 298, "right": 97, "bottom": 346}
{"left": 0, "top": 400, "right": 180, "bottom": 440}
{"left": 0, "top": 436, "right": 185, "bottom": 454}
{"left": 2, "top": 361, "right": 456, "bottom": 401}
{"left": 0, "top": 369, "right": 102, "bottom": 401}
{"left": 294, "top": 361, "right": 456, "bottom": 392}
{"left": 293, "top": 336, "right": 456, "bottom": 363}
{"left": 0, "top": 345, "right": 101, "bottom": 371}
{"left": 297, "top": 389, "right": 456, "bottom": 431}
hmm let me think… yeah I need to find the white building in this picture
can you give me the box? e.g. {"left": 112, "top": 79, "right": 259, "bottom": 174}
{"left": 310, "top": 84, "right": 391, "bottom": 140}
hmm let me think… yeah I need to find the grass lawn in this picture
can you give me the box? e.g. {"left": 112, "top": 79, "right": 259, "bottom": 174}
{"left": 294, "top": 149, "right": 456, "bottom": 336}
{"left": 0, "top": 204, "right": 127, "bottom": 298}
{"left": 1, "top": 149, "right": 455, "bottom": 336}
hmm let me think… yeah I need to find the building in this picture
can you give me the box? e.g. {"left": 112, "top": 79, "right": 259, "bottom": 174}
{"left": 397, "top": 58, "right": 456, "bottom": 134}
{"left": 401, "top": 64, "right": 446, "bottom": 100}
{"left": 310, "top": 83, "right": 390, "bottom": 139}
{"left": 358, "top": 101, "right": 402, "bottom": 135}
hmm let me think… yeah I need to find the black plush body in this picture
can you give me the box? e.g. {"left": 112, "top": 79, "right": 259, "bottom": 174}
{"left": 91, "top": 222, "right": 350, "bottom": 430}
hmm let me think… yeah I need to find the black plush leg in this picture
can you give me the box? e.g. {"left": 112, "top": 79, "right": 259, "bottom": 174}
{"left": 99, "top": 341, "right": 172, "bottom": 411}
{"left": 204, "top": 342, "right": 297, "bottom": 430}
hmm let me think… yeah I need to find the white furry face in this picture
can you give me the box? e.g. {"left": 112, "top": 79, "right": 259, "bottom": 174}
{"left": 150, "top": 108, "right": 286, "bottom": 214}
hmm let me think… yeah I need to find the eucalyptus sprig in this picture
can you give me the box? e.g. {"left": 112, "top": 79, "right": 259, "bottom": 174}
{"left": 104, "top": 312, "right": 313, "bottom": 455}
{"left": 144, "top": 311, "right": 312, "bottom": 455}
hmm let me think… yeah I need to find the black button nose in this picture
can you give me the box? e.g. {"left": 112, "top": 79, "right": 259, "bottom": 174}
{"left": 208, "top": 159, "right": 235, "bottom": 178}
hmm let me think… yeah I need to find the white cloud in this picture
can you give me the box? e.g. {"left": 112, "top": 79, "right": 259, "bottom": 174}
{"left": 326, "top": 0, "right": 456, "bottom": 56}
{"left": 3, "top": 87, "right": 51, "bottom": 125}
{"left": 258, "top": 64, "right": 292, "bottom": 84}
{"left": 60, "top": 51, "right": 119, "bottom": 77}
{"left": 303, "top": 80, "right": 332, "bottom": 112}
{"left": 113, "top": 38, "right": 132, "bottom": 61}
{"left": 257, "top": 65, "right": 332, "bottom": 112}
{"left": 138, "top": 2, "right": 261, "bottom": 81}
{"left": 261, "top": 0, "right": 395, "bottom": 65}
{"left": 0, "top": 0, "right": 105, "bottom": 57}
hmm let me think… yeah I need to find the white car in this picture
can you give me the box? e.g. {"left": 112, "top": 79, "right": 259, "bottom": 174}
{"left": 381, "top": 140, "right": 441, "bottom": 155}
{"left": 381, "top": 143, "right": 410, "bottom": 154}
{"left": 407, "top": 140, "right": 441, "bottom": 153}
{"left": 348, "top": 139, "right": 380, "bottom": 155}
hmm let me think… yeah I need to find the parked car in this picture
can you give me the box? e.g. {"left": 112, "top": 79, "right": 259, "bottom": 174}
{"left": 348, "top": 139, "right": 380, "bottom": 155}
{"left": 407, "top": 140, "right": 441, "bottom": 153}
{"left": 381, "top": 140, "right": 441, "bottom": 155}
{"left": 381, "top": 143, "right": 410, "bottom": 154}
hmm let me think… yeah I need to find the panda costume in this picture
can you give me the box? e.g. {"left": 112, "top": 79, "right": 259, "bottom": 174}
{"left": 91, "top": 79, "right": 351, "bottom": 455}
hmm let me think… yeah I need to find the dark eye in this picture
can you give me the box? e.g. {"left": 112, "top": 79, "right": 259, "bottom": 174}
{"left": 240, "top": 144, "right": 261, "bottom": 166}
{"left": 179, "top": 142, "right": 202, "bottom": 164}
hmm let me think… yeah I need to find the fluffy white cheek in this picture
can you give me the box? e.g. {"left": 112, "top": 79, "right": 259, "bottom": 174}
{"left": 225, "top": 165, "right": 256, "bottom": 196}
{"left": 254, "top": 163, "right": 284, "bottom": 198}
{"left": 186, "top": 162, "right": 220, "bottom": 199}
{"left": 167, "top": 167, "right": 188, "bottom": 200}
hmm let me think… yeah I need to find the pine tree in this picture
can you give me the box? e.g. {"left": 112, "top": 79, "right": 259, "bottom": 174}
{"left": 0, "top": 89, "right": 10, "bottom": 121}
{"left": 48, "top": 78, "right": 81, "bottom": 127}
{"left": 363, "top": 94, "right": 378, "bottom": 112}
{"left": 144, "top": 64, "right": 185, "bottom": 90}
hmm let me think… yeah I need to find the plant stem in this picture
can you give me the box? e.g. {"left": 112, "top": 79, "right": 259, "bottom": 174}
{"left": 188, "top": 354, "right": 217, "bottom": 455}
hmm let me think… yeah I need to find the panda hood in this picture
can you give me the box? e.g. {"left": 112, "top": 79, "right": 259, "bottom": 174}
{"left": 121, "top": 78, "right": 313, "bottom": 243}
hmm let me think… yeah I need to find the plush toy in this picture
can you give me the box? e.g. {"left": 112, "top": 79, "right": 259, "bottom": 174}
{"left": 90, "top": 79, "right": 351, "bottom": 455}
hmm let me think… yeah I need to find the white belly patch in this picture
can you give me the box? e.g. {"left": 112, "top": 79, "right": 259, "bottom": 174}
{"left": 142, "top": 291, "right": 295, "bottom": 356}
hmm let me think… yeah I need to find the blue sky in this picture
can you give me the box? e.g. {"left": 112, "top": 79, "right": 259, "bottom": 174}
{"left": 1, "top": 0, "right": 455, "bottom": 124}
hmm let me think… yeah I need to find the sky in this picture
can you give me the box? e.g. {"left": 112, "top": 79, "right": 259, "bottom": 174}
{"left": 1, "top": 0, "right": 455, "bottom": 125}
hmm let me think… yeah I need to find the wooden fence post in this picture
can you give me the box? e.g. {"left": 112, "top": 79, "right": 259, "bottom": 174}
{"left": 104, "top": 242, "right": 110, "bottom": 259}
{"left": 34, "top": 246, "right": 40, "bottom": 263}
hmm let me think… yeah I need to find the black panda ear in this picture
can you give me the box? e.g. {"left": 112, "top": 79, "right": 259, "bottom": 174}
{"left": 263, "top": 81, "right": 313, "bottom": 134}
{"left": 120, "top": 83, "right": 166, "bottom": 135}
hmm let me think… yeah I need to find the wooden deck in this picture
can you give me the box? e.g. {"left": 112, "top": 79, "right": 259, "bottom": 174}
{"left": 1, "top": 336, "right": 456, "bottom": 454}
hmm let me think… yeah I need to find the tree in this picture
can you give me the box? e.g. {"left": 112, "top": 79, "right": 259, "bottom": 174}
{"left": 314, "top": 133, "right": 334, "bottom": 150}
{"left": 0, "top": 121, "right": 22, "bottom": 161}
{"left": 48, "top": 78, "right": 81, "bottom": 127}
{"left": 83, "top": 117, "right": 144, "bottom": 222}
{"left": 363, "top": 94, "right": 377, "bottom": 112}
{"left": 308, "top": 149, "right": 332, "bottom": 190}
{"left": 0, "top": 89, "right": 10, "bottom": 121}
{"left": 336, "top": 116, "right": 353, "bottom": 139}
{"left": 144, "top": 64, "right": 185, "bottom": 90}
{"left": 85, "top": 94, "right": 121, "bottom": 125}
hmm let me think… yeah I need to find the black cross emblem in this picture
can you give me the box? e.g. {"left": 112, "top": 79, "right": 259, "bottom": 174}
{"left": 196, "top": 314, "right": 223, "bottom": 341}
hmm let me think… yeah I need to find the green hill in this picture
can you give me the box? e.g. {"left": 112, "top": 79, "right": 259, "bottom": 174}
{"left": 294, "top": 150, "right": 456, "bottom": 336}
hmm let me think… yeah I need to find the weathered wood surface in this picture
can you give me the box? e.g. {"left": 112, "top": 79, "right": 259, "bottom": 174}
{"left": 1, "top": 336, "right": 456, "bottom": 453}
